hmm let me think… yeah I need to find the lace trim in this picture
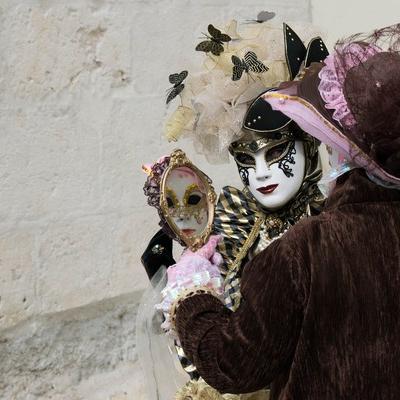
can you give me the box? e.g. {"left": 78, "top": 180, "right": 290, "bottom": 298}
{"left": 318, "top": 55, "right": 356, "bottom": 128}
{"left": 318, "top": 43, "right": 381, "bottom": 129}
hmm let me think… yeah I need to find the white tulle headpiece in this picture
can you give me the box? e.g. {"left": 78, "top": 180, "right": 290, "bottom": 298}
{"left": 164, "top": 19, "right": 322, "bottom": 164}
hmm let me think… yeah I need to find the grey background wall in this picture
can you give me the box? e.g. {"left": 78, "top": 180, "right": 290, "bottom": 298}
{"left": 0, "top": 1, "right": 399, "bottom": 399}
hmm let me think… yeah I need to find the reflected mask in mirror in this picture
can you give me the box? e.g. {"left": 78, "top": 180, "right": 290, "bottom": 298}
{"left": 166, "top": 183, "right": 207, "bottom": 224}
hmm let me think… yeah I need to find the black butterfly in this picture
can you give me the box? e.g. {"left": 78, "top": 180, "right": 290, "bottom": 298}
{"left": 195, "top": 24, "right": 231, "bottom": 56}
{"left": 166, "top": 70, "right": 188, "bottom": 105}
{"left": 245, "top": 11, "right": 276, "bottom": 24}
{"left": 231, "top": 51, "right": 269, "bottom": 81}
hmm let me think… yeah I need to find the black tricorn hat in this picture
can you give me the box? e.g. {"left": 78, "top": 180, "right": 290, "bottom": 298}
{"left": 242, "top": 88, "right": 292, "bottom": 134}
{"left": 243, "top": 24, "right": 329, "bottom": 135}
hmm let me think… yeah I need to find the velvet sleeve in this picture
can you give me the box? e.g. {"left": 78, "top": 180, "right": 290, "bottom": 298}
{"left": 175, "top": 238, "right": 304, "bottom": 394}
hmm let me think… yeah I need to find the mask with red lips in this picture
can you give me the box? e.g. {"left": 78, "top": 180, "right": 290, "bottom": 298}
{"left": 230, "top": 134, "right": 306, "bottom": 210}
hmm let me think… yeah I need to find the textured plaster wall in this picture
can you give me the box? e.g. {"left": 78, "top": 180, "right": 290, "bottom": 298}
{"left": 1, "top": 0, "right": 138, "bottom": 330}
{"left": 0, "top": 292, "right": 144, "bottom": 400}
{"left": 311, "top": 0, "right": 400, "bottom": 49}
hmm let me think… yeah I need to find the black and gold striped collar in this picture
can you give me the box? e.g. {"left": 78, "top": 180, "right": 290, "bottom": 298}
{"left": 213, "top": 186, "right": 261, "bottom": 273}
{"left": 213, "top": 184, "right": 323, "bottom": 273}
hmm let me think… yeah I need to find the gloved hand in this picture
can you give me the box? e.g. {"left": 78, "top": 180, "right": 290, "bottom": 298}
{"left": 156, "top": 235, "right": 224, "bottom": 335}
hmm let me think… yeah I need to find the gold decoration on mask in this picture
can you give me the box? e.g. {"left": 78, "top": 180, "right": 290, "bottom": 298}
{"left": 229, "top": 131, "right": 294, "bottom": 154}
{"left": 166, "top": 187, "right": 179, "bottom": 208}
{"left": 183, "top": 183, "right": 202, "bottom": 206}
{"left": 166, "top": 183, "right": 207, "bottom": 224}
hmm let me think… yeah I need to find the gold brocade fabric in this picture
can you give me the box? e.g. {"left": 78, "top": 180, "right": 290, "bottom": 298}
{"left": 175, "top": 379, "right": 270, "bottom": 400}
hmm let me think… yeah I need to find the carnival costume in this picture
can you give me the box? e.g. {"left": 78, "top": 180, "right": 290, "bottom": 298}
{"left": 161, "top": 20, "right": 329, "bottom": 312}
{"left": 217, "top": 95, "right": 325, "bottom": 311}
{"left": 140, "top": 17, "right": 329, "bottom": 400}
{"left": 164, "top": 24, "right": 400, "bottom": 399}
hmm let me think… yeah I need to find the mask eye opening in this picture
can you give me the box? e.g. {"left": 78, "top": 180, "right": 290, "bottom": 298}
{"left": 187, "top": 193, "right": 202, "bottom": 205}
{"left": 234, "top": 152, "right": 256, "bottom": 167}
{"left": 265, "top": 141, "right": 291, "bottom": 165}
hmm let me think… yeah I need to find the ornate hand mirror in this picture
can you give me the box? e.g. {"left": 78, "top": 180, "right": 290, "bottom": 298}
{"left": 160, "top": 149, "right": 216, "bottom": 251}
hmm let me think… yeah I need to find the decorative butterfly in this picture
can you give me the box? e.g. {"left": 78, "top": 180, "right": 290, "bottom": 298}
{"left": 195, "top": 24, "right": 231, "bottom": 56}
{"left": 246, "top": 11, "right": 276, "bottom": 24}
{"left": 231, "top": 51, "right": 269, "bottom": 81}
{"left": 166, "top": 70, "right": 188, "bottom": 105}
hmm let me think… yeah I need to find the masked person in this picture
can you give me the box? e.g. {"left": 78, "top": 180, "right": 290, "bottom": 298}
{"left": 142, "top": 21, "right": 329, "bottom": 286}
{"left": 215, "top": 92, "right": 324, "bottom": 311}
{"left": 162, "top": 24, "right": 400, "bottom": 399}
{"left": 142, "top": 20, "right": 329, "bottom": 400}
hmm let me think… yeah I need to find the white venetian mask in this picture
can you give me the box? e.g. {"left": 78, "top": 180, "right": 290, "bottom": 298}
{"left": 231, "top": 139, "right": 306, "bottom": 210}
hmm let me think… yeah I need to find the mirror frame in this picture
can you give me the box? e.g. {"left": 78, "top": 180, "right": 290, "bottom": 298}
{"left": 159, "top": 149, "right": 217, "bottom": 251}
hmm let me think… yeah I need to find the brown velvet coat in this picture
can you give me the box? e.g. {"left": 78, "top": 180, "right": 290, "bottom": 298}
{"left": 176, "top": 169, "right": 400, "bottom": 399}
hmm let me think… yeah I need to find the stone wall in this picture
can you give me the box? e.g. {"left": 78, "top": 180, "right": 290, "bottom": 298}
{"left": 2, "top": 0, "right": 398, "bottom": 399}
{"left": 0, "top": 291, "right": 144, "bottom": 400}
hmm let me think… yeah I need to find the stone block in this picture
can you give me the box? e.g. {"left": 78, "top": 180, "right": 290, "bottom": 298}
{"left": 0, "top": 231, "right": 36, "bottom": 329}
{"left": 111, "top": 213, "right": 160, "bottom": 293}
{"left": 0, "top": 292, "right": 142, "bottom": 399}
{"left": 36, "top": 218, "right": 114, "bottom": 314}
{"left": 0, "top": 107, "right": 102, "bottom": 223}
